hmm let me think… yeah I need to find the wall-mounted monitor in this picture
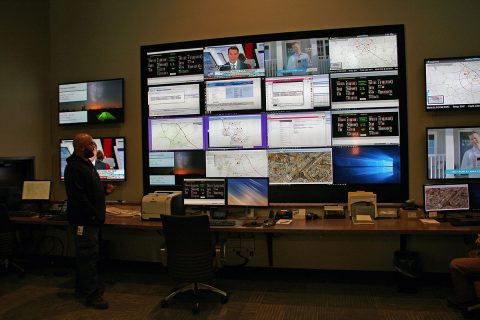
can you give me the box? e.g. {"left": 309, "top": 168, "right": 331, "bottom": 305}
{"left": 141, "top": 25, "right": 408, "bottom": 203}
{"left": 427, "top": 127, "right": 480, "bottom": 180}
{"left": 423, "top": 183, "right": 469, "bottom": 213}
{"left": 58, "top": 78, "right": 124, "bottom": 125}
{"left": 60, "top": 137, "right": 126, "bottom": 181}
{"left": 425, "top": 56, "right": 480, "bottom": 111}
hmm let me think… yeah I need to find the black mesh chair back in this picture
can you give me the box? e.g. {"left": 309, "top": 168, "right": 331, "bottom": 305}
{"left": 160, "top": 214, "right": 228, "bottom": 313}
{"left": 161, "top": 214, "right": 214, "bottom": 282}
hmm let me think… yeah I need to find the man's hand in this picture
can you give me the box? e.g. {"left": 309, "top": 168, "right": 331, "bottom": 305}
{"left": 106, "top": 183, "right": 115, "bottom": 195}
{"left": 475, "top": 234, "right": 480, "bottom": 247}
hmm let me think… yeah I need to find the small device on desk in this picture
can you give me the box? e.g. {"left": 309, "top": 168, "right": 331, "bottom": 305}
{"left": 141, "top": 191, "right": 183, "bottom": 220}
{"left": 324, "top": 205, "right": 345, "bottom": 219}
{"left": 49, "top": 201, "right": 67, "bottom": 215}
{"left": 274, "top": 210, "right": 292, "bottom": 220}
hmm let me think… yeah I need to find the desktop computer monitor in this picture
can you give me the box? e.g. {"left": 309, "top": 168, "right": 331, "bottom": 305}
{"left": 423, "top": 183, "right": 469, "bottom": 220}
{"left": 21, "top": 180, "right": 51, "bottom": 201}
{"left": 227, "top": 178, "right": 269, "bottom": 207}
{"left": 183, "top": 178, "right": 226, "bottom": 206}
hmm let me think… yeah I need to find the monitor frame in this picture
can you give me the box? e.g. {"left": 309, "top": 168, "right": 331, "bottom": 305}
{"left": 183, "top": 178, "right": 226, "bottom": 206}
{"left": 227, "top": 177, "right": 269, "bottom": 208}
{"left": 58, "top": 78, "right": 125, "bottom": 126}
{"left": 424, "top": 56, "right": 480, "bottom": 112}
{"left": 59, "top": 136, "right": 127, "bottom": 182}
{"left": 141, "top": 25, "right": 408, "bottom": 204}
{"left": 426, "top": 126, "right": 480, "bottom": 181}
{"left": 423, "top": 183, "right": 470, "bottom": 214}
{"left": 21, "top": 180, "right": 51, "bottom": 201}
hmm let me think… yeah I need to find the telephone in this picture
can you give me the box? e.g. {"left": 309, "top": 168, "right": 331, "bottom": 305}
{"left": 402, "top": 199, "right": 418, "bottom": 210}
{"left": 49, "top": 201, "right": 67, "bottom": 214}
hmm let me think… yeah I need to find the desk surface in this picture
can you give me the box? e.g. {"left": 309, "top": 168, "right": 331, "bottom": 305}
{"left": 10, "top": 214, "right": 480, "bottom": 234}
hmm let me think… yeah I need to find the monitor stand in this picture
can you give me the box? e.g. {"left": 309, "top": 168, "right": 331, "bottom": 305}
{"left": 434, "top": 212, "right": 459, "bottom": 223}
{"left": 245, "top": 207, "right": 256, "bottom": 219}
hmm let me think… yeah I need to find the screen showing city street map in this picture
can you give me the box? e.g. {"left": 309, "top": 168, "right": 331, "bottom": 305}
{"left": 425, "top": 56, "right": 480, "bottom": 111}
{"left": 141, "top": 25, "right": 407, "bottom": 203}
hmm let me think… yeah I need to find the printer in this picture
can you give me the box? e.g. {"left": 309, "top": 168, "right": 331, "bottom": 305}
{"left": 141, "top": 191, "right": 183, "bottom": 220}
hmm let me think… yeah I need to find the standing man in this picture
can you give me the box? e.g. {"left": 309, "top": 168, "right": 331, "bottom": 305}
{"left": 64, "top": 133, "right": 114, "bottom": 309}
{"left": 219, "top": 46, "right": 249, "bottom": 71}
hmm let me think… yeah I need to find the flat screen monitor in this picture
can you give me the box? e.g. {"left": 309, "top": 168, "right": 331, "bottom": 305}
{"left": 59, "top": 78, "right": 124, "bottom": 125}
{"left": 425, "top": 56, "right": 480, "bottom": 111}
{"left": 183, "top": 178, "right": 226, "bottom": 206}
{"left": 423, "top": 183, "right": 469, "bottom": 213}
{"left": 427, "top": 127, "right": 480, "bottom": 180}
{"left": 148, "top": 150, "right": 206, "bottom": 186}
{"left": 21, "top": 180, "right": 51, "bottom": 200}
{"left": 203, "top": 43, "right": 265, "bottom": 79}
{"left": 141, "top": 25, "right": 408, "bottom": 203}
{"left": 60, "top": 137, "right": 126, "bottom": 181}
{"left": 205, "top": 78, "right": 263, "bottom": 114}
{"left": 227, "top": 178, "right": 269, "bottom": 207}
{"left": 469, "top": 183, "right": 480, "bottom": 211}
{"left": 207, "top": 114, "right": 267, "bottom": 149}
{"left": 0, "top": 157, "right": 35, "bottom": 210}
{"left": 148, "top": 116, "right": 205, "bottom": 151}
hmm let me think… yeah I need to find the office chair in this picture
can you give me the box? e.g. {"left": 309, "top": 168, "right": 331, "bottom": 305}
{"left": 160, "top": 214, "right": 228, "bottom": 314}
{"left": 0, "top": 204, "right": 25, "bottom": 275}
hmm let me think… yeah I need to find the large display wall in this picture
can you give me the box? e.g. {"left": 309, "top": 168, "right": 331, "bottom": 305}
{"left": 140, "top": 25, "right": 408, "bottom": 204}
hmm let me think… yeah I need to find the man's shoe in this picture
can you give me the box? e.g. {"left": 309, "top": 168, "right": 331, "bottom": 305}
{"left": 447, "top": 297, "right": 480, "bottom": 311}
{"left": 86, "top": 296, "right": 109, "bottom": 310}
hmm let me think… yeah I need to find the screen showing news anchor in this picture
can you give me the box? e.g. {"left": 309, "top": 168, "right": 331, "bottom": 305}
{"left": 264, "top": 38, "right": 330, "bottom": 77}
{"left": 60, "top": 137, "right": 126, "bottom": 181}
{"left": 203, "top": 43, "right": 265, "bottom": 79}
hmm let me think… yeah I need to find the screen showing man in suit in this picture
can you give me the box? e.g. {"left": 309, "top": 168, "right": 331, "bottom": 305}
{"left": 219, "top": 46, "right": 249, "bottom": 71}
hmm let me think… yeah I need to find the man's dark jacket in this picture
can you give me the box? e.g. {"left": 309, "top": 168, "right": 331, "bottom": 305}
{"left": 64, "top": 154, "right": 106, "bottom": 226}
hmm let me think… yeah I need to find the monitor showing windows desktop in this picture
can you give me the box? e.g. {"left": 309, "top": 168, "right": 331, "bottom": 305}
{"left": 60, "top": 137, "right": 126, "bottom": 181}
{"left": 423, "top": 184, "right": 469, "bottom": 221}
{"left": 141, "top": 25, "right": 408, "bottom": 204}
{"left": 427, "top": 127, "right": 480, "bottom": 180}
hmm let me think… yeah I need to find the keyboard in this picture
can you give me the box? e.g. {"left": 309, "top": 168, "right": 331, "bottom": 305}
{"left": 48, "top": 215, "right": 68, "bottom": 221}
{"left": 209, "top": 219, "right": 236, "bottom": 226}
{"left": 450, "top": 219, "right": 480, "bottom": 226}
{"left": 9, "top": 210, "right": 36, "bottom": 217}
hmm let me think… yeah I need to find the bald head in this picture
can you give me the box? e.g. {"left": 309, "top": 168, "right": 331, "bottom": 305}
{"left": 73, "top": 133, "right": 95, "bottom": 158}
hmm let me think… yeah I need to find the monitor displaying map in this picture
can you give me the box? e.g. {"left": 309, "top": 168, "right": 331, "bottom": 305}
{"left": 148, "top": 116, "right": 205, "bottom": 151}
{"left": 425, "top": 56, "right": 480, "bottom": 111}
{"left": 423, "top": 183, "right": 469, "bottom": 212}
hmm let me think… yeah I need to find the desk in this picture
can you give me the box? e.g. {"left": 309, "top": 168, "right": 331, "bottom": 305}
{"left": 11, "top": 215, "right": 480, "bottom": 267}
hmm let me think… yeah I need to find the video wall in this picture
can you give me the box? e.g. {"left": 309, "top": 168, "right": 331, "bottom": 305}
{"left": 141, "top": 25, "right": 408, "bottom": 203}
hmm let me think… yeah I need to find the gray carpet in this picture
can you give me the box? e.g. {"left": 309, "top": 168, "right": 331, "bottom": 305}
{"left": 0, "top": 265, "right": 467, "bottom": 320}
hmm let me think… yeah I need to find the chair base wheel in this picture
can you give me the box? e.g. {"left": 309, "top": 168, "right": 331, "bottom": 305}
{"left": 192, "top": 302, "right": 200, "bottom": 314}
{"left": 221, "top": 293, "right": 229, "bottom": 304}
{"left": 161, "top": 299, "right": 168, "bottom": 308}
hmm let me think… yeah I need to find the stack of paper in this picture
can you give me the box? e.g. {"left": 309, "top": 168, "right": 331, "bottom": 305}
{"left": 352, "top": 214, "right": 374, "bottom": 224}
{"left": 419, "top": 218, "right": 439, "bottom": 225}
